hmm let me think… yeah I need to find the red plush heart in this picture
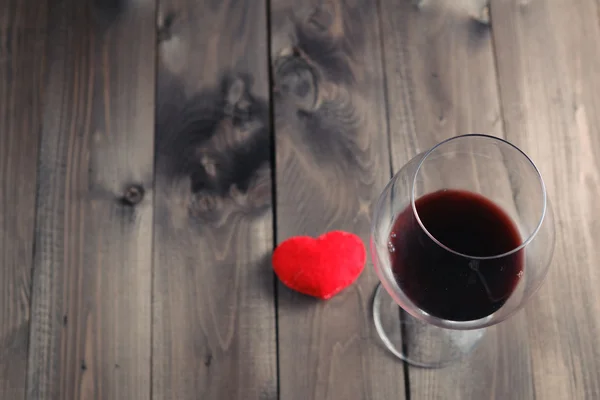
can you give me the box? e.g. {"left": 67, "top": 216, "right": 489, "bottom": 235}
{"left": 272, "top": 231, "right": 366, "bottom": 299}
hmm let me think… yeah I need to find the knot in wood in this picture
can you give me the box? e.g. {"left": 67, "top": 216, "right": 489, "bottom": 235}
{"left": 158, "top": 12, "right": 177, "bottom": 42}
{"left": 121, "top": 185, "right": 145, "bottom": 206}
{"left": 275, "top": 53, "right": 319, "bottom": 111}
{"left": 224, "top": 77, "right": 249, "bottom": 116}
{"left": 307, "top": 4, "right": 334, "bottom": 32}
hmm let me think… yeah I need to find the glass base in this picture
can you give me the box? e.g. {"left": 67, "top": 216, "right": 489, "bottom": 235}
{"left": 373, "top": 283, "right": 486, "bottom": 368}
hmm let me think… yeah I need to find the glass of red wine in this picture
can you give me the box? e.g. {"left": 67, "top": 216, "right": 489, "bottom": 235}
{"left": 370, "top": 134, "right": 554, "bottom": 367}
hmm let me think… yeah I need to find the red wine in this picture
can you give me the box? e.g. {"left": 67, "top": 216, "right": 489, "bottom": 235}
{"left": 389, "top": 189, "right": 524, "bottom": 321}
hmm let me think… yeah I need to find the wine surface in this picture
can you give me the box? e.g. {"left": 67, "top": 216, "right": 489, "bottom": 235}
{"left": 389, "top": 189, "right": 524, "bottom": 321}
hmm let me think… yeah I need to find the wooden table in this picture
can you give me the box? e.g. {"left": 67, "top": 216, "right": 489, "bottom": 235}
{"left": 2, "top": 0, "right": 600, "bottom": 398}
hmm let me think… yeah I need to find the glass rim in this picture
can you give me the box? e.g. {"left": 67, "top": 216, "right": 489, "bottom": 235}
{"left": 410, "top": 133, "right": 548, "bottom": 260}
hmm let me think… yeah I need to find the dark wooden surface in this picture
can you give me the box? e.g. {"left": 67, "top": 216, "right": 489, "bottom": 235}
{"left": 25, "top": 1, "right": 155, "bottom": 399}
{"left": 152, "top": 0, "right": 276, "bottom": 399}
{"left": 0, "top": 1, "right": 46, "bottom": 397}
{"left": 492, "top": 0, "right": 600, "bottom": 398}
{"left": 270, "top": 0, "right": 406, "bottom": 399}
{"left": 1, "top": 0, "right": 600, "bottom": 399}
{"left": 379, "top": 1, "right": 534, "bottom": 398}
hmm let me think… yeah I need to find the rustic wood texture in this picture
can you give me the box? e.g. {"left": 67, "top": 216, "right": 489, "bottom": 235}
{"left": 0, "top": 0, "right": 599, "bottom": 398}
{"left": 491, "top": 0, "right": 600, "bottom": 398}
{"left": 0, "top": 1, "right": 46, "bottom": 397}
{"left": 270, "top": 1, "right": 405, "bottom": 399}
{"left": 380, "top": 0, "right": 534, "bottom": 398}
{"left": 152, "top": 0, "right": 276, "bottom": 399}
{"left": 25, "top": 1, "right": 155, "bottom": 399}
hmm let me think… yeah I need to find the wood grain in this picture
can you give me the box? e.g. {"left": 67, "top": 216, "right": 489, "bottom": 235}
{"left": 152, "top": 1, "right": 276, "bottom": 399}
{"left": 491, "top": 0, "right": 600, "bottom": 398}
{"left": 0, "top": 1, "right": 47, "bottom": 397}
{"left": 380, "top": 0, "right": 534, "bottom": 398}
{"left": 270, "top": 1, "right": 406, "bottom": 399}
{"left": 26, "top": 0, "right": 155, "bottom": 398}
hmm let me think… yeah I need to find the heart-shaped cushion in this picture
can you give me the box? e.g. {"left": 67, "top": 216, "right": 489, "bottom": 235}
{"left": 272, "top": 231, "right": 366, "bottom": 299}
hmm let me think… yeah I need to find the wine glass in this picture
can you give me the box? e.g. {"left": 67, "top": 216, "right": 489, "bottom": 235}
{"left": 370, "top": 134, "right": 555, "bottom": 368}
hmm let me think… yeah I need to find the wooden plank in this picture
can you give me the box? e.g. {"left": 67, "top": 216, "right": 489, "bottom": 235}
{"left": 152, "top": 1, "right": 277, "bottom": 399}
{"left": 270, "top": 1, "right": 406, "bottom": 399}
{"left": 379, "top": 0, "right": 535, "bottom": 398}
{"left": 491, "top": 0, "right": 600, "bottom": 397}
{"left": 0, "top": 1, "right": 47, "bottom": 397}
{"left": 26, "top": 1, "right": 155, "bottom": 398}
